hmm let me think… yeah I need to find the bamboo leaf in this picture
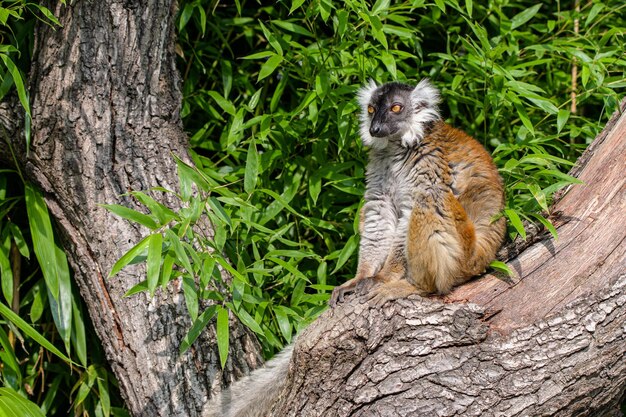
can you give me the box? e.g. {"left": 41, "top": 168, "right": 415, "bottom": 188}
{"left": 216, "top": 306, "right": 230, "bottom": 368}
{"left": 165, "top": 229, "right": 193, "bottom": 274}
{"left": 0, "top": 301, "right": 73, "bottom": 364}
{"left": 258, "top": 54, "right": 283, "bottom": 82}
{"left": 101, "top": 204, "right": 158, "bottom": 230}
{"left": 505, "top": 209, "right": 526, "bottom": 240}
{"left": 25, "top": 183, "right": 58, "bottom": 297}
{"left": 182, "top": 275, "right": 198, "bottom": 322}
{"left": 510, "top": 4, "right": 542, "bottom": 30}
{"left": 0, "top": 387, "right": 46, "bottom": 417}
{"left": 130, "top": 191, "right": 178, "bottom": 226}
{"left": 206, "top": 91, "right": 236, "bottom": 116}
{"left": 244, "top": 139, "right": 259, "bottom": 194}
{"left": 179, "top": 305, "right": 217, "bottom": 355}
{"left": 0, "top": 229, "right": 13, "bottom": 306}
{"left": 71, "top": 294, "right": 87, "bottom": 367}
{"left": 489, "top": 260, "right": 514, "bottom": 277}
{"left": 109, "top": 234, "right": 152, "bottom": 277}
{"left": 230, "top": 304, "right": 264, "bottom": 336}
{"left": 0, "top": 54, "right": 30, "bottom": 116}
{"left": 146, "top": 233, "right": 163, "bottom": 296}
{"left": 331, "top": 234, "right": 358, "bottom": 273}
{"left": 557, "top": 109, "right": 570, "bottom": 133}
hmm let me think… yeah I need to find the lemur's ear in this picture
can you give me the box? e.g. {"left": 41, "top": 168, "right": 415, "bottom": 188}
{"left": 357, "top": 79, "right": 378, "bottom": 109}
{"left": 410, "top": 79, "right": 440, "bottom": 109}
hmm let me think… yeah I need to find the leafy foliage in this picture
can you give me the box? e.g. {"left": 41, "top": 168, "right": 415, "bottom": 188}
{"left": 0, "top": 0, "right": 65, "bottom": 149}
{"left": 107, "top": 0, "right": 625, "bottom": 364}
{"left": 0, "top": 168, "right": 127, "bottom": 416}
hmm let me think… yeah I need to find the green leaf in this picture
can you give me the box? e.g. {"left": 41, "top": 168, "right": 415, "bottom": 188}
{"left": 28, "top": 3, "right": 61, "bottom": 27}
{"left": 178, "top": 3, "right": 193, "bottom": 32}
{"left": 0, "top": 301, "right": 73, "bottom": 364}
{"left": 0, "top": 229, "right": 13, "bottom": 306}
{"left": 489, "top": 260, "right": 514, "bottom": 277}
{"left": 505, "top": 209, "right": 526, "bottom": 240}
{"left": 25, "top": 183, "right": 73, "bottom": 352}
{"left": 101, "top": 204, "right": 158, "bottom": 230}
{"left": 244, "top": 139, "right": 259, "bottom": 194}
{"left": 273, "top": 305, "right": 292, "bottom": 342}
{"left": 29, "top": 280, "right": 46, "bottom": 322}
{"left": 380, "top": 51, "right": 396, "bottom": 79}
{"left": 585, "top": 4, "right": 604, "bottom": 27}
{"left": 123, "top": 280, "right": 148, "bottom": 297}
{"left": 557, "top": 109, "right": 570, "bottom": 133}
{"left": 0, "top": 326, "right": 21, "bottom": 388}
{"left": 368, "top": 14, "right": 388, "bottom": 49}
{"left": 258, "top": 21, "right": 283, "bottom": 55}
{"left": 25, "top": 184, "right": 58, "bottom": 297}
{"left": 51, "top": 242, "right": 73, "bottom": 353}
{"left": 230, "top": 304, "right": 263, "bottom": 335}
{"left": 530, "top": 213, "right": 558, "bottom": 240}
{"left": 206, "top": 91, "right": 236, "bottom": 116}
{"left": 331, "top": 235, "right": 358, "bottom": 273}
{"left": 130, "top": 191, "right": 178, "bottom": 226}
{"left": 182, "top": 275, "right": 198, "bottom": 322}
{"left": 109, "top": 234, "right": 152, "bottom": 277}
{"left": 165, "top": 229, "right": 194, "bottom": 274}
{"left": 371, "top": 0, "right": 390, "bottom": 15}
{"left": 160, "top": 252, "right": 175, "bottom": 289}
{"left": 272, "top": 20, "right": 313, "bottom": 37}
{"left": 514, "top": 103, "right": 535, "bottom": 136}
{"left": 0, "top": 54, "right": 30, "bottom": 116}
{"left": 146, "top": 233, "right": 163, "bottom": 296}
{"left": 258, "top": 54, "right": 283, "bottom": 82}
{"left": 96, "top": 367, "right": 111, "bottom": 417}
{"left": 290, "top": 0, "right": 306, "bottom": 13}
{"left": 71, "top": 295, "right": 88, "bottom": 367}
{"left": 0, "top": 387, "right": 46, "bottom": 417}
{"left": 7, "top": 222, "right": 29, "bottom": 259}
{"left": 179, "top": 305, "right": 217, "bottom": 355}
{"left": 216, "top": 306, "right": 230, "bottom": 368}
{"left": 206, "top": 197, "right": 232, "bottom": 228}
{"left": 528, "top": 183, "right": 549, "bottom": 212}
{"left": 510, "top": 4, "right": 542, "bottom": 30}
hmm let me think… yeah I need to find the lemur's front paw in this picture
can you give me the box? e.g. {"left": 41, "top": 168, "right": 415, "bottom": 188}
{"left": 355, "top": 276, "right": 378, "bottom": 296}
{"left": 366, "top": 280, "right": 422, "bottom": 307}
{"left": 329, "top": 280, "right": 357, "bottom": 307}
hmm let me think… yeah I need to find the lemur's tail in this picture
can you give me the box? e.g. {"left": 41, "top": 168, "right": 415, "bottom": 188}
{"left": 204, "top": 344, "right": 294, "bottom": 417}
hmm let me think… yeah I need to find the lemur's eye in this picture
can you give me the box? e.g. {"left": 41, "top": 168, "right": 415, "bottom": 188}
{"left": 390, "top": 104, "right": 403, "bottom": 113}
{"left": 367, "top": 105, "right": 375, "bottom": 114}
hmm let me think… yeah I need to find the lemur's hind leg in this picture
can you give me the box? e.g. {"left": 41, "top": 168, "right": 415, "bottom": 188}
{"left": 406, "top": 192, "right": 475, "bottom": 295}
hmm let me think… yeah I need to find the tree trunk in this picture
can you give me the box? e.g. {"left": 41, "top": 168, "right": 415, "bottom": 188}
{"left": 1, "top": 2, "right": 262, "bottom": 416}
{"left": 267, "top": 101, "right": 626, "bottom": 416}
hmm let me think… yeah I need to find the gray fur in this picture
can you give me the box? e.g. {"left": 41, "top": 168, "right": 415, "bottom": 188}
{"left": 204, "top": 344, "right": 294, "bottom": 417}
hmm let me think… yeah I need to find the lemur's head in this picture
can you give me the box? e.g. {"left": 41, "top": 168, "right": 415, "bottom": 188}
{"left": 357, "top": 79, "right": 441, "bottom": 149}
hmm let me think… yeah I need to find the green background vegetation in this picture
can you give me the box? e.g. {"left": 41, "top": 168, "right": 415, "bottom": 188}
{"left": 0, "top": 0, "right": 624, "bottom": 415}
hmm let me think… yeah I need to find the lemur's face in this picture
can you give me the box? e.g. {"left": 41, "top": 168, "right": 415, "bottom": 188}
{"left": 357, "top": 79, "right": 441, "bottom": 149}
{"left": 365, "top": 83, "right": 414, "bottom": 139}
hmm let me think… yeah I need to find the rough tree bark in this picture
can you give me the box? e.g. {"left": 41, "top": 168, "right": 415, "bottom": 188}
{"left": 0, "top": 2, "right": 262, "bottom": 416}
{"left": 264, "top": 102, "right": 626, "bottom": 416}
